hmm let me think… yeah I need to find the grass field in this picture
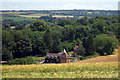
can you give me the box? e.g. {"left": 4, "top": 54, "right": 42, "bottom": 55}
{"left": 2, "top": 62, "right": 118, "bottom": 78}
{"left": 2, "top": 16, "right": 34, "bottom": 21}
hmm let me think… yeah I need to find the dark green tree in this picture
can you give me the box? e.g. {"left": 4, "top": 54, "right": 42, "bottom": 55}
{"left": 30, "top": 19, "right": 49, "bottom": 31}
{"left": 44, "top": 30, "right": 53, "bottom": 52}
{"left": 57, "top": 19, "right": 73, "bottom": 27}
{"left": 11, "top": 31, "right": 32, "bottom": 58}
{"left": 15, "top": 24, "right": 25, "bottom": 30}
{"left": 83, "top": 35, "right": 95, "bottom": 56}
{"left": 93, "top": 34, "right": 118, "bottom": 55}
{"left": 76, "top": 17, "right": 89, "bottom": 26}
{"left": 2, "top": 30, "right": 14, "bottom": 60}
{"left": 2, "top": 46, "right": 13, "bottom": 61}
{"left": 32, "top": 31, "right": 47, "bottom": 56}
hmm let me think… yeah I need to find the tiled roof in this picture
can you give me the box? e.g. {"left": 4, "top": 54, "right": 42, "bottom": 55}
{"left": 46, "top": 53, "right": 62, "bottom": 57}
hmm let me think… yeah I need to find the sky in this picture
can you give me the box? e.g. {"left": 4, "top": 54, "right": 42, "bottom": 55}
{"left": 0, "top": 0, "right": 120, "bottom": 10}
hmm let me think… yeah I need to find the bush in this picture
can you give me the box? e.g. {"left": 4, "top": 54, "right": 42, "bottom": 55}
{"left": 79, "top": 56, "right": 85, "bottom": 60}
{"left": 9, "top": 56, "right": 37, "bottom": 65}
{"left": 79, "top": 52, "right": 100, "bottom": 60}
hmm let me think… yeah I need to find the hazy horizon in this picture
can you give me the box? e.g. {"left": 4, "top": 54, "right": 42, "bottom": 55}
{"left": 1, "top": 9, "right": 118, "bottom": 11}
{"left": 0, "top": 0, "right": 119, "bottom": 10}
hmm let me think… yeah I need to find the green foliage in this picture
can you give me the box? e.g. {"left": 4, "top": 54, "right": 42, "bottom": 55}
{"left": 79, "top": 56, "right": 85, "bottom": 60}
{"left": 30, "top": 19, "right": 49, "bottom": 31}
{"left": 14, "top": 24, "right": 25, "bottom": 30}
{"left": 63, "top": 25, "right": 76, "bottom": 42}
{"left": 116, "top": 23, "right": 120, "bottom": 41}
{"left": 32, "top": 57, "right": 45, "bottom": 63}
{"left": 76, "top": 17, "right": 89, "bottom": 26}
{"left": 93, "top": 34, "right": 118, "bottom": 55}
{"left": 11, "top": 30, "right": 32, "bottom": 58}
{"left": 68, "top": 51, "right": 74, "bottom": 55}
{"left": 59, "top": 41, "right": 73, "bottom": 52}
{"left": 2, "top": 15, "right": 119, "bottom": 61}
{"left": 9, "top": 56, "right": 36, "bottom": 65}
{"left": 44, "top": 30, "right": 53, "bottom": 52}
{"left": 2, "top": 30, "right": 14, "bottom": 60}
{"left": 57, "top": 19, "right": 73, "bottom": 27}
{"left": 32, "top": 57, "right": 45, "bottom": 60}
{"left": 80, "top": 52, "right": 100, "bottom": 60}
{"left": 78, "top": 45, "right": 86, "bottom": 56}
{"left": 2, "top": 16, "right": 34, "bottom": 21}
{"left": 2, "top": 46, "right": 13, "bottom": 61}
{"left": 83, "top": 35, "right": 95, "bottom": 56}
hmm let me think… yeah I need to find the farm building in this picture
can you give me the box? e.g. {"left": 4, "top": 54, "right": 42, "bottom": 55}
{"left": 10, "top": 26, "right": 16, "bottom": 29}
{"left": 44, "top": 49, "right": 71, "bottom": 63}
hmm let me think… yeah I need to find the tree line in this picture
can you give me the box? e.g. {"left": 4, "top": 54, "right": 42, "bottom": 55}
{"left": 2, "top": 16, "right": 119, "bottom": 61}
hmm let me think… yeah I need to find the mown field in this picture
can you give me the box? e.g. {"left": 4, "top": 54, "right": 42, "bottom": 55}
{"left": 19, "top": 14, "right": 49, "bottom": 18}
{"left": 52, "top": 15, "right": 74, "bottom": 18}
{"left": 1, "top": 12, "right": 29, "bottom": 14}
{"left": 2, "top": 62, "right": 118, "bottom": 78}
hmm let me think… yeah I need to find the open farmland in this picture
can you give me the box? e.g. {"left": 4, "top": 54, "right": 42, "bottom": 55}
{"left": 73, "top": 54, "right": 118, "bottom": 63}
{"left": 19, "top": 14, "right": 49, "bottom": 18}
{"left": 1, "top": 12, "right": 28, "bottom": 14}
{"left": 1, "top": 10, "right": 119, "bottom": 79}
{"left": 2, "top": 62, "right": 118, "bottom": 78}
{"left": 2, "top": 16, "right": 34, "bottom": 21}
{"left": 52, "top": 15, "right": 74, "bottom": 18}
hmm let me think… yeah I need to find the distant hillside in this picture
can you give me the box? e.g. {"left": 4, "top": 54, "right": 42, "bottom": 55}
{"left": 1, "top": 9, "right": 118, "bottom": 18}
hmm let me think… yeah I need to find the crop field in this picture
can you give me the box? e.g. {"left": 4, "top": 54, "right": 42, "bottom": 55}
{"left": 19, "top": 14, "right": 49, "bottom": 18}
{"left": 1, "top": 12, "right": 28, "bottom": 14}
{"left": 52, "top": 15, "right": 74, "bottom": 18}
{"left": 2, "top": 62, "right": 118, "bottom": 78}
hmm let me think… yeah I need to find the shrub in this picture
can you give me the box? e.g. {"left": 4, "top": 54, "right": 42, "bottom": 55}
{"left": 79, "top": 56, "right": 85, "bottom": 60}
{"left": 79, "top": 52, "right": 100, "bottom": 60}
{"left": 9, "top": 56, "right": 36, "bottom": 65}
